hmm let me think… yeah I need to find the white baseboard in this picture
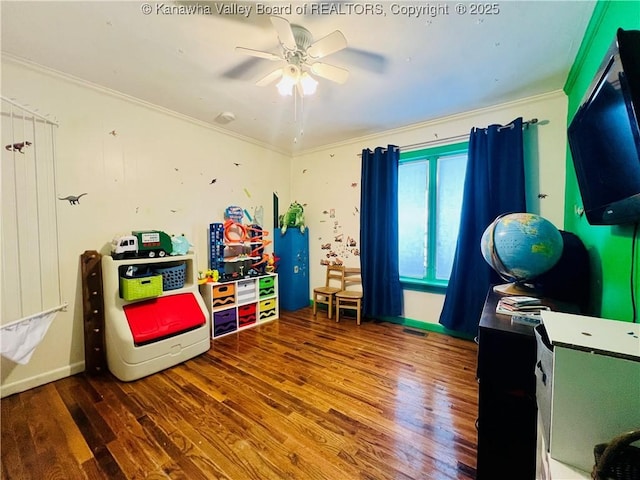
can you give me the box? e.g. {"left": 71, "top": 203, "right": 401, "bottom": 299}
{"left": 0, "top": 361, "right": 85, "bottom": 398}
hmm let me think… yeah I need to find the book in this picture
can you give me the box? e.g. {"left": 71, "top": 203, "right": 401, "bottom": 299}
{"left": 496, "top": 298, "right": 550, "bottom": 316}
{"left": 498, "top": 295, "right": 542, "bottom": 308}
{"left": 511, "top": 313, "right": 543, "bottom": 326}
{"left": 497, "top": 302, "right": 548, "bottom": 312}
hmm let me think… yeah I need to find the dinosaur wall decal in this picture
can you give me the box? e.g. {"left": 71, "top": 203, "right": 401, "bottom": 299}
{"left": 58, "top": 193, "right": 87, "bottom": 205}
{"left": 5, "top": 141, "right": 32, "bottom": 153}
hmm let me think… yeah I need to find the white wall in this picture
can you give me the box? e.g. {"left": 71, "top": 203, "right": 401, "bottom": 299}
{"left": 1, "top": 58, "right": 291, "bottom": 396}
{"left": 292, "top": 91, "right": 569, "bottom": 326}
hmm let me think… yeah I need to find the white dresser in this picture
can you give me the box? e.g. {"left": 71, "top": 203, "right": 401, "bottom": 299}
{"left": 535, "top": 311, "right": 640, "bottom": 478}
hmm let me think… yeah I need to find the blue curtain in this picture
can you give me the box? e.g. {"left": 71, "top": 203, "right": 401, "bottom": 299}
{"left": 360, "top": 145, "right": 403, "bottom": 318}
{"left": 439, "top": 118, "right": 526, "bottom": 335}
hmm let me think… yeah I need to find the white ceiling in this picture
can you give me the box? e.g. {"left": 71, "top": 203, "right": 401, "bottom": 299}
{"left": 1, "top": 1, "right": 596, "bottom": 154}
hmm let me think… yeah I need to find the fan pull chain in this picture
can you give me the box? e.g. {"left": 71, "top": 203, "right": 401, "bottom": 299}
{"left": 293, "top": 87, "right": 305, "bottom": 144}
{"left": 299, "top": 93, "right": 305, "bottom": 140}
{"left": 292, "top": 82, "right": 309, "bottom": 145}
{"left": 293, "top": 89, "right": 298, "bottom": 143}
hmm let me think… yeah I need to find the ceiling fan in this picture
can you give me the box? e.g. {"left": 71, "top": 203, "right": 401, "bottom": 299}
{"left": 235, "top": 16, "right": 350, "bottom": 97}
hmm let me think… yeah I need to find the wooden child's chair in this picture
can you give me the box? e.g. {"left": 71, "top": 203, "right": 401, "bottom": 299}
{"left": 313, "top": 265, "right": 345, "bottom": 319}
{"left": 335, "top": 267, "right": 363, "bottom": 325}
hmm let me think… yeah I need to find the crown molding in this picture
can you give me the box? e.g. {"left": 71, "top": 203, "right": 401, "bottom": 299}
{"left": 294, "top": 90, "right": 567, "bottom": 157}
{"left": 1, "top": 53, "right": 291, "bottom": 157}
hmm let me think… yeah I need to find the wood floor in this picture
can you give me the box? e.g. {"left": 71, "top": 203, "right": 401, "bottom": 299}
{"left": 1, "top": 307, "right": 479, "bottom": 480}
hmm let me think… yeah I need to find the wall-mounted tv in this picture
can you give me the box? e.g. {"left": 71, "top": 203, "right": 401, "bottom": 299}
{"left": 568, "top": 28, "right": 640, "bottom": 225}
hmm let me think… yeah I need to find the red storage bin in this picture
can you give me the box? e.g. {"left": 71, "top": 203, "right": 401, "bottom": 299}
{"left": 239, "top": 303, "right": 257, "bottom": 328}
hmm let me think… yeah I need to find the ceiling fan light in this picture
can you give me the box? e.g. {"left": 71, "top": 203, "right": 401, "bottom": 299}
{"left": 276, "top": 74, "right": 296, "bottom": 96}
{"left": 300, "top": 72, "right": 318, "bottom": 95}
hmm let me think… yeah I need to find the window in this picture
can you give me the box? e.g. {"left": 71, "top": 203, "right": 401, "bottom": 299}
{"left": 398, "top": 142, "right": 468, "bottom": 289}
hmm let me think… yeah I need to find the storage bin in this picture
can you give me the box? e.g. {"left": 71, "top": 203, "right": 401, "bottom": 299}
{"left": 259, "top": 275, "right": 276, "bottom": 297}
{"left": 237, "top": 279, "right": 257, "bottom": 304}
{"left": 259, "top": 298, "right": 277, "bottom": 320}
{"left": 120, "top": 275, "right": 163, "bottom": 301}
{"left": 238, "top": 303, "right": 257, "bottom": 327}
{"left": 213, "top": 283, "right": 235, "bottom": 298}
{"left": 212, "top": 283, "right": 235, "bottom": 308}
{"left": 213, "top": 308, "right": 237, "bottom": 337}
{"left": 153, "top": 262, "right": 186, "bottom": 291}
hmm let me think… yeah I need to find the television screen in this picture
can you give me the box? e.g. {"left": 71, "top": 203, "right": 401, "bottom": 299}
{"left": 568, "top": 29, "right": 640, "bottom": 225}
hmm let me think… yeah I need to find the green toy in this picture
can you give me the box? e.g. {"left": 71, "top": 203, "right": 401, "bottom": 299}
{"left": 279, "top": 201, "right": 306, "bottom": 234}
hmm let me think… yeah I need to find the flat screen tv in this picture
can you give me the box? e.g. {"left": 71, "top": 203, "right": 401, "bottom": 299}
{"left": 567, "top": 28, "right": 640, "bottom": 225}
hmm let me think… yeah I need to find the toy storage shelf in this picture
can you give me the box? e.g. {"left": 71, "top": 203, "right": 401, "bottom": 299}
{"left": 102, "top": 253, "right": 210, "bottom": 381}
{"left": 199, "top": 273, "right": 278, "bottom": 339}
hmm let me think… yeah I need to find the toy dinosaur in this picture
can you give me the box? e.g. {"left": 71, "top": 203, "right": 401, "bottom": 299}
{"left": 279, "top": 201, "right": 306, "bottom": 234}
{"left": 58, "top": 193, "right": 87, "bottom": 205}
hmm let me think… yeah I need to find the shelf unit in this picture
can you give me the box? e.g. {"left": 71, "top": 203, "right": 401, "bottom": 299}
{"left": 101, "top": 253, "right": 210, "bottom": 381}
{"left": 199, "top": 274, "right": 278, "bottom": 338}
{"left": 81, "top": 250, "right": 107, "bottom": 375}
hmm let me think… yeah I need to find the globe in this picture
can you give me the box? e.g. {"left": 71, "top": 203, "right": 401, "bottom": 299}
{"left": 480, "top": 213, "right": 564, "bottom": 290}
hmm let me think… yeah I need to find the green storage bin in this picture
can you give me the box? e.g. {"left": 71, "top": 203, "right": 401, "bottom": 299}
{"left": 120, "top": 275, "right": 163, "bottom": 301}
{"left": 259, "top": 276, "right": 276, "bottom": 297}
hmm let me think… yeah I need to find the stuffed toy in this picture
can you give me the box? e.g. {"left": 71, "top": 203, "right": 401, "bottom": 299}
{"left": 279, "top": 201, "right": 306, "bottom": 234}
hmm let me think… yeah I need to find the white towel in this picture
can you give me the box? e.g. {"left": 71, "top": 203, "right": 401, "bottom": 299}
{"left": 0, "top": 311, "right": 57, "bottom": 365}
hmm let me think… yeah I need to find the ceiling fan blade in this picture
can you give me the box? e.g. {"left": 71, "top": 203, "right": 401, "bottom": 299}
{"left": 334, "top": 47, "right": 388, "bottom": 74}
{"left": 256, "top": 68, "right": 283, "bottom": 87}
{"left": 310, "top": 63, "right": 349, "bottom": 84}
{"left": 222, "top": 57, "right": 264, "bottom": 80}
{"left": 235, "top": 47, "right": 281, "bottom": 61}
{"left": 270, "top": 16, "right": 297, "bottom": 51}
{"left": 307, "top": 30, "right": 347, "bottom": 59}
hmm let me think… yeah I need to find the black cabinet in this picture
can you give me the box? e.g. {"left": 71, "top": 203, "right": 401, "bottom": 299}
{"left": 476, "top": 290, "right": 538, "bottom": 480}
{"left": 475, "top": 290, "right": 579, "bottom": 479}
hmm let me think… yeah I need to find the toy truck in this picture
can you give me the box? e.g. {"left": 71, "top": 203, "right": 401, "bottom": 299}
{"left": 111, "top": 230, "right": 173, "bottom": 259}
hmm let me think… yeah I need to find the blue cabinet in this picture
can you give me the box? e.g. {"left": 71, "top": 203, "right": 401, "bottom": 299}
{"left": 275, "top": 229, "right": 309, "bottom": 311}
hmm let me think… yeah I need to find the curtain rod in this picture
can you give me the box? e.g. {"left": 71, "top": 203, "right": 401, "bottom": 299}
{"left": 398, "top": 118, "right": 538, "bottom": 153}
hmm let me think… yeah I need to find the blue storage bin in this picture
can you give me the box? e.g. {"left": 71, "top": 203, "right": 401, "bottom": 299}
{"left": 153, "top": 262, "right": 186, "bottom": 291}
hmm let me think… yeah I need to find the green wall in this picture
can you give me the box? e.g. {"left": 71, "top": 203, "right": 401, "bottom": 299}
{"left": 563, "top": 0, "right": 640, "bottom": 321}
